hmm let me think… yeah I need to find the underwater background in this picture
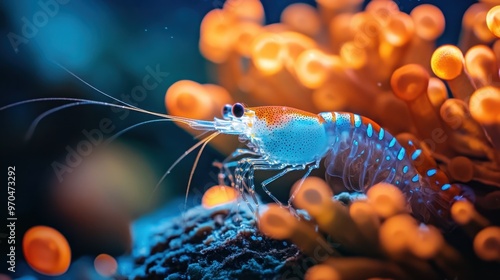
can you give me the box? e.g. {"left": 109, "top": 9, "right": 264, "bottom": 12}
{"left": 2, "top": 0, "right": 500, "bottom": 279}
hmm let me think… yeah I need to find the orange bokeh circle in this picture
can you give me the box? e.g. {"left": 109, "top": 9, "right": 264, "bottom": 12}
{"left": 22, "top": 226, "right": 71, "bottom": 276}
{"left": 94, "top": 253, "right": 118, "bottom": 277}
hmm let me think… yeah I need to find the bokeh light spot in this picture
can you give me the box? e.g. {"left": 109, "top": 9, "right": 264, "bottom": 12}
{"left": 202, "top": 185, "right": 239, "bottom": 208}
{"left": 94, "top": 253, "right": 118, "bottom": 277}
{"left": 487, "top": 6, "right": 500, "bottom": 38}
{"left": 22, "top": 226, "right": 71, "bottom": 276}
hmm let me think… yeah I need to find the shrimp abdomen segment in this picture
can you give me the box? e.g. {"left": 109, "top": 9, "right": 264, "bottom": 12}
{"left": 319, "top": 112, "right": 450, "bottom": 223}
{"left": 250, "top": 107, "right": 329, "bottom": 164}
{"left": 320, "top": 112, "right": 418, "bottom": 191}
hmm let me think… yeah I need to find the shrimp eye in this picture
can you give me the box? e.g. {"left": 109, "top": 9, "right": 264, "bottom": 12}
{"left": 222, "top": 104, "right": 232, "bottom": 118}
{"left": 231, "top": 103, "right": 245, "bottom": 118}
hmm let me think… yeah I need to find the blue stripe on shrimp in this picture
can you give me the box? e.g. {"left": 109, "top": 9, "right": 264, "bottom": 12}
{"left": 318, "top": 112, "right": 462, "bottom": 227}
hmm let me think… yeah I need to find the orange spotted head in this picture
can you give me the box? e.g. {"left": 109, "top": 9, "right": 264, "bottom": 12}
{"left": 216, "top": 103, "right": 329, "bottom": 165}
{"left": 244, "top": 105, "right": 329, "bottom": 164}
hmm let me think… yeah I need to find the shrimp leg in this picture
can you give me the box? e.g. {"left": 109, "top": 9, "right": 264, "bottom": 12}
{"left": 249, "top": 160, "right": 312, "bottom": 205}
{"left": 287, "top": 162, "right": 320, "bottom": 206}
{"left": 252, "top": 163, "right": 294, "bottom": 206}
{"left": 215, "top": 149, "right": 260, "bottom": 187}
{"left": 260, "top": 165, "right": 300, "bottom": 206}
{"left": 215, "top": 148, "right": 260, "bottom": 184}
{"left": 235, "top": 159, "right": 262, "bottom": 205}
{"left": 226, "top": 149, "right": 262, "bottom": 161}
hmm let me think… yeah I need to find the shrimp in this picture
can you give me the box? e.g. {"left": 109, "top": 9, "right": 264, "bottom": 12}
{"left": 215, "top": 105, "right": 473, "bottom": 226}
{"left": 1, "top": 88, "right": 469, "bottom": 228}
